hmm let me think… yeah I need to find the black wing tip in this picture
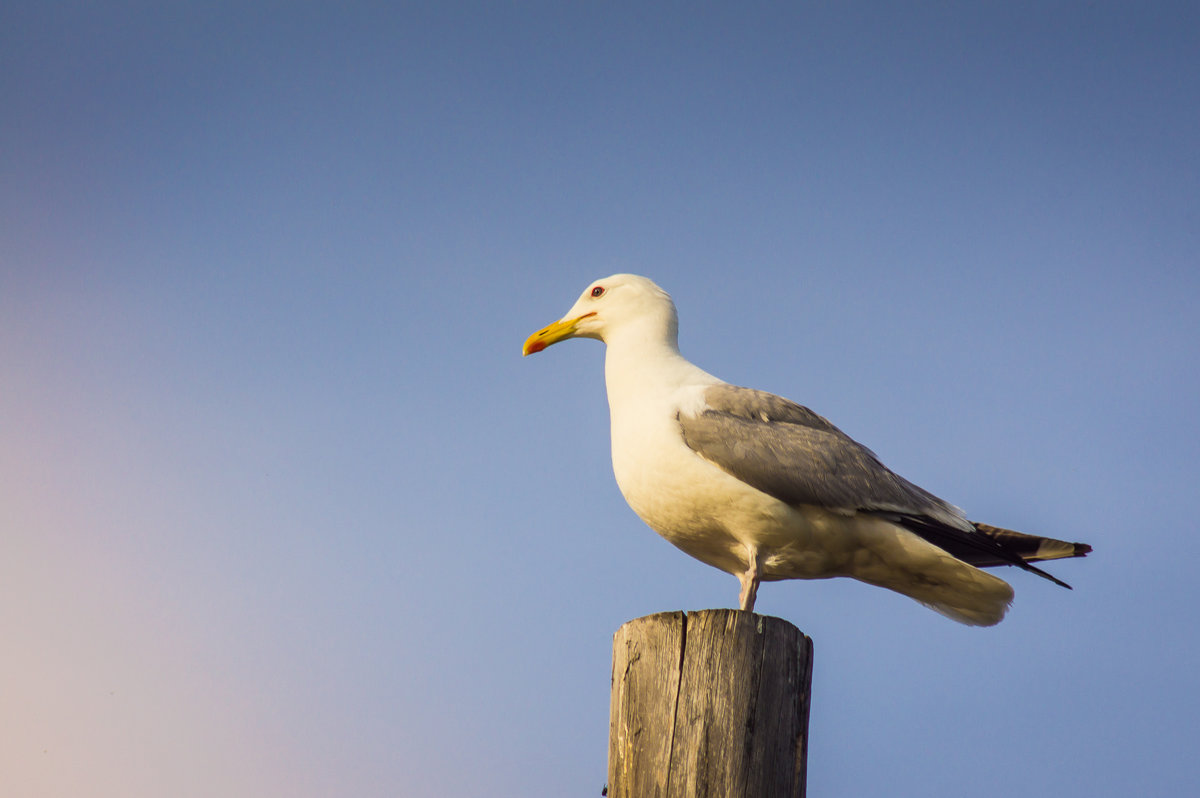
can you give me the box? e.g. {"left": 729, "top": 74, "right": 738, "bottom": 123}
{"left": 903, "top": 515, "right": 1089, "bottom": 589}
{"left": 1033, "top": 541, "right": 1090, "bottom": 589}
{"left": 1039, "top": 568, "right": 1073, "bottom": 590}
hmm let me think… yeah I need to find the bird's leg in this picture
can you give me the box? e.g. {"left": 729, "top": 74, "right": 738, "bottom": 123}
{"left": 737, "top": 546, "right": 762, "bottom": 612}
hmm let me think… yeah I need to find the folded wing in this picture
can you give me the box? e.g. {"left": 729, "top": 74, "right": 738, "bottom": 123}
{"left": 678, "top": 384, "right": 1089, "bottom": 587}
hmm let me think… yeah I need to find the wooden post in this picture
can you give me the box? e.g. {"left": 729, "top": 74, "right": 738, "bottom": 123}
{"left": 608, "top": 609, "right": 813, "bottom": 798}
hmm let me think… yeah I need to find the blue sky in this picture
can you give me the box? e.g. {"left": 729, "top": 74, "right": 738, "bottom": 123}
{"left": 2, "top": 3, "right": 1197, "bottom": 796}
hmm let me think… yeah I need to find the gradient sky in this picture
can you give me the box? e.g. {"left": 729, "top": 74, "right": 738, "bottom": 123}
{"left": 2, "top": 3, "right": 1197, "bottom": 797}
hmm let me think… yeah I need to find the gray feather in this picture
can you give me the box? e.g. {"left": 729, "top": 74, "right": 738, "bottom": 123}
{"left": 678, "top": 384, "right": 969, "bottom": 530}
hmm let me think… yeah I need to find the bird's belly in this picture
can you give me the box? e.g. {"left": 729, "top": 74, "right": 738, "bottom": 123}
{"left": 612, "top": 428, "right": 859, "bottom": 579}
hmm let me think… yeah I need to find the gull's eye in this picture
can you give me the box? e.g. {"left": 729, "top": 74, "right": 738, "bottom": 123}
{"left": 591, "top": 286, "right": 605, "bottom": 297}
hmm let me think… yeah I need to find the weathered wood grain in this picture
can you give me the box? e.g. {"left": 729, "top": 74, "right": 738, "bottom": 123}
{"left": 608, "top": 609, "right": 813, "bottom": 798}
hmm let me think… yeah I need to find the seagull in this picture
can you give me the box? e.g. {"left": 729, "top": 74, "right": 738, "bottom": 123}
{"left": 522, "top": 274, "right": 1090, "bottom": 626}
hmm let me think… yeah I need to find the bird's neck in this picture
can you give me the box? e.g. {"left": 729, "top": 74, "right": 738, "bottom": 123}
{"left": 602, "top": 325, "right": 718, "bottom": 411}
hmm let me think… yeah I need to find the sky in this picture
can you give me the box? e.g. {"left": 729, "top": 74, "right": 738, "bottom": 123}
{"left": 1, "top": 2, "right": 1197, "bottom": 796}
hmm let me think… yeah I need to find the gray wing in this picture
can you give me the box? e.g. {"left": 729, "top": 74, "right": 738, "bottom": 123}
{"left": 677, "top": 384, "right": 970, "bottom": 530}
{"left": 679, "top": 384, "right": 1083, "bottom": 587}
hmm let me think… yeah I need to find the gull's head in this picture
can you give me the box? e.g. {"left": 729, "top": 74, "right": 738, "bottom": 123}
{"left": 522, "top": 274, "right": 677, "bottom": 356}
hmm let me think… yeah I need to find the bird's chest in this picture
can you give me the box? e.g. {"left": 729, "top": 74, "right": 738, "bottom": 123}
{"left": 609, "top": 404, "right": 756, "bottom": 554}
{"left": 612, "top": 424, "right": 701, "bottom": 522}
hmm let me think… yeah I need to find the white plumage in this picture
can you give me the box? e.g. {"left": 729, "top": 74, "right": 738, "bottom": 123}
{"left": 523, "top": 274, "right": 1089, "bottom": 625}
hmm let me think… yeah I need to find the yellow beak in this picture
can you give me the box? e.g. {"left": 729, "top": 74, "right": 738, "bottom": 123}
{"left": 522, "top": 312, "right": 596, "bottom": 356}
